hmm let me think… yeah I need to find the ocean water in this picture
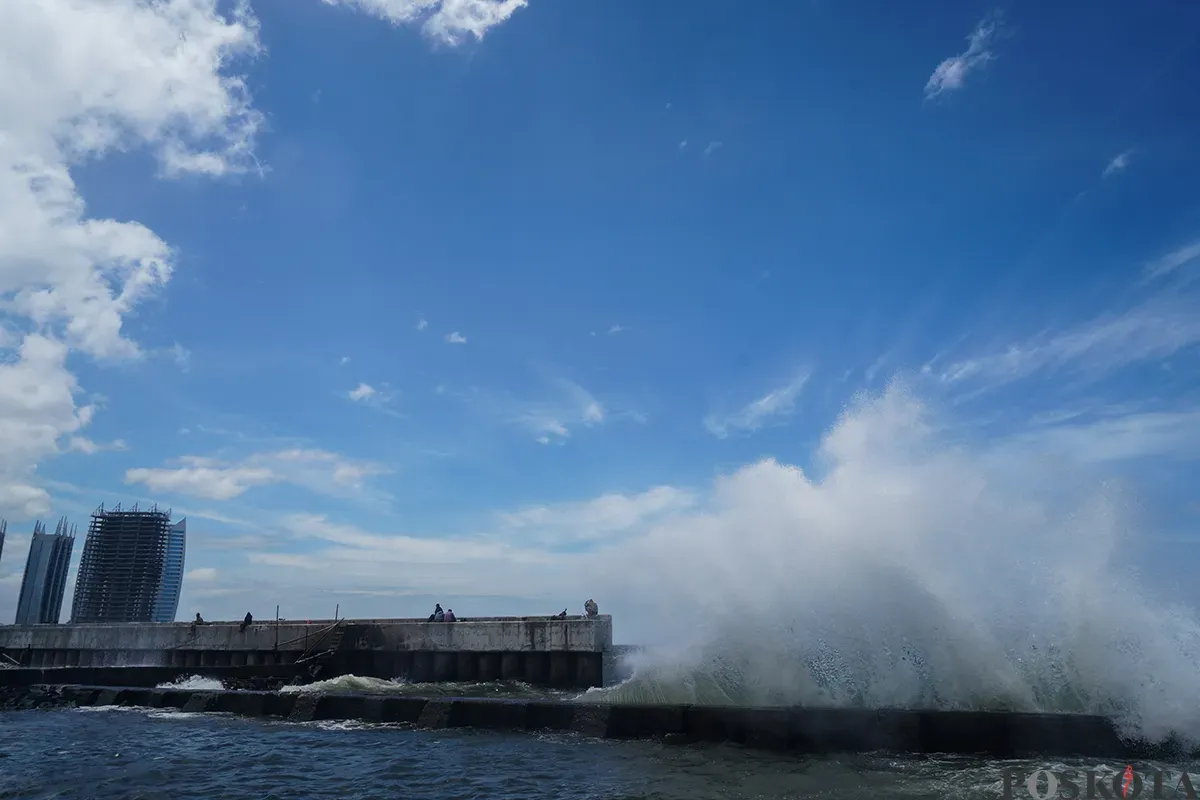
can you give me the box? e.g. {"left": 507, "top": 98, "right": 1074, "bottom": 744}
{"left": 0, "top": 704, "right": 1167, "bottom": 800}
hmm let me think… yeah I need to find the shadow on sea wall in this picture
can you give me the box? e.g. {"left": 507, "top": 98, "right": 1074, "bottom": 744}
{"left": 4, "top": 684, "right": 1196, "bottom": 761}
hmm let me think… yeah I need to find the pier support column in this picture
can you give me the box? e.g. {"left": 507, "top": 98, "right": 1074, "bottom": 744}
{"left": 523, "top": 653, "right": 547, "bottom": 685}
{"left": 477, "top": 653, "right": 500, "bottom": 682}
{"left": 412, "top": 651, "right": 433, "bottom": 682}
{"left": 432, "top": 652, "right": 455, "bottom": 681}
{"left": 549, "top": 653, "right": 569, "bottom": 686}
{"left": 576, "top": 653, "right": 602, "bottom": 688}
{"left": 500, "top": 653, "right": 522, "bottom": 680}
{"left": 456, "top": 652, "right": 477, "bottom": 682}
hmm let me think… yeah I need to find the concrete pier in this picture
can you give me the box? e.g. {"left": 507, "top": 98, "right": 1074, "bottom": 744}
{"left": 0, "top": 616, "right": 614, "bottom": 689}
{"left": 3, "top": 684, "right": 1187, "bottom": 761}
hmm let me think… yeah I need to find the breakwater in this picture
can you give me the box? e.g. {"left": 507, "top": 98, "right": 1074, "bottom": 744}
{"left": 0, "top": 615, "right": 615, "bottom": 689}
{"left": 3, "top": 683, "right": 1188, "bottom": 760}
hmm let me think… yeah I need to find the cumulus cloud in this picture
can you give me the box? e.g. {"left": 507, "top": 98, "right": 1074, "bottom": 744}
{"left": 924, "top": 13, "right": 1002, "bottom": 101}
{"left": 0, "top": 0, "right": 263, "bottom": 516}
{"left": 348, "top": 382, "right": 377, "bottom": 401}
{"left": 320, "top": 0, "right": 529, "bottom": 45}
{"left": 445, "top": 331, "right": 468, "bottom": 344}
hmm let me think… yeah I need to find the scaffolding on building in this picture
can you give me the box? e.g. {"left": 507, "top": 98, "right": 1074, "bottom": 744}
{"left": 71, "top": 503, "right": 173, "bottom": 623}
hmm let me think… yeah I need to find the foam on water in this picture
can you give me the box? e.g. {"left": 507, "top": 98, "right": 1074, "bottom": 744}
{"left": 155, "top": 676, "right": 226, "bottom": 691}
{"left": 582, "top": 385, "right": 1200, "bottom": 744}
{"left": 281, "top": 675, "right": 409, "bottom": 695}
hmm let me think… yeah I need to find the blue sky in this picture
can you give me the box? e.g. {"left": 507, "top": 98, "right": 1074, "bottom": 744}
{"left": 1, "top": 0, "right": 1198, "bottom": 634}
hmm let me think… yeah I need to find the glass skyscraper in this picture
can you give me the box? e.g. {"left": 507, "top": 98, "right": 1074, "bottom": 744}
{"left": 15, "top": 519, "right": 76, "bottom": 625}
{"left": 152, "top": 519, "right": 187, "bottom": 623}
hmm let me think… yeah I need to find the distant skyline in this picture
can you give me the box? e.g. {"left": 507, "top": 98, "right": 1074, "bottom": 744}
{"left": 0, "top": 0, "right": 1198, "bottom": 637}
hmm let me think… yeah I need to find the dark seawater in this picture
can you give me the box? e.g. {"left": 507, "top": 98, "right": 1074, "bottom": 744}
{"left": 0, "top": 705, "right": 1167, "bottom": 800}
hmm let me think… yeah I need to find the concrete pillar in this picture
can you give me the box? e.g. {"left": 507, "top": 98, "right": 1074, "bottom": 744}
{"left": 232, "top": 651, "right": 247, "bottom": 667}
{"left": 456, "top": 652, "right": 477, "bottom": 682}
{"left": 500, "top": 653, "right": 522, "bottom": 680}
{"left": 477, "top": 653, "right": 501, "bottom": 682}
{"left": 411, "top": 651, "right": 432, "bottom": 682}
{"left": 523, "top": 653, "right": 546, "bottom": 685}
{"left": 575, "top": 653, "right": 602, "bottom": 688}
{"left": 549, "top": 653, "right": 569, "bottom": 686}
{"left": 432, "top": 652, "right": 455, "bottom": 681}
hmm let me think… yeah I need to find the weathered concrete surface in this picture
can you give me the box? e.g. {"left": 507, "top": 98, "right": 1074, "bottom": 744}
{"left": 0, "top": 616, "right": 611, "bottom": 654}
{"left": 0, "top": 616, "right": 614, "bottom": 688}
{"left": 3, "top": 684, "right": 1186, "bottom": 760}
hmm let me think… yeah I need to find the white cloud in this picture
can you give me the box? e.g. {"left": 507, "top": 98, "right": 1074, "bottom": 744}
{"left": 924, "top": 13, "right": 1001, "bottom": 101}
{"left": 339, "top": 355, "right": 351, "bottom": 366}
{"left": 939, "top": 293, "right": 1200, "bottom": 389}
{"left": 348, "top": 382, "right": 377, "bottom": 401}
{"left": 126, "top": 460, "right": 278, "bottom": 501}
{"left": 320, "top": 0, "right": 528, "bottom": 45}
{"left": 1144, "top": 241, "right": 1200, "bottom": 282}
{"left": 704, "top": 141, "right": 722, "bottom": 157}
{"left": 185, "top": 567, "right": 218, "bottom": 582}
{"left": 496, "top": 486, "right": 696, "bottom": 545}
{"left": 125, "top": 448, "right": 387, "bottom": 501}
{"left": 704, "top": 370, "right": 810, "bottom": 438}
{"left": 608, "top": 324, "right": 627, "bottom": 334}
{"left": 416, "top": 318, "right": 428, "bottom": 331}
{"left": 0, "top": 0, "right": 263, "bottom": 516}
{"left": 515, "top": 380, "right": 606, "bottom": 443}
{"left": 1000, "top": 408, "right": 1200, "bottom": 465}
{"left": 445, "top": 331, "right": 468, "bottom": 344}
{"left": 1103, "top": 149, "right": 1134, "bottom": 178}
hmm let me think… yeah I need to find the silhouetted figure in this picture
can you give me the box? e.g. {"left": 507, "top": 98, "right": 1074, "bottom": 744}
{"left": 240, "top": 612, "right": 253, "bottom": 632}
{"left": 584, "top": 599, "right": 598, "bottom": 617}
{"left": 191, "top": 612, "right": 205, "bottom": 634}
{"left": 554, "top": 609, "right": 567, "bottom": 619}
{"left": 429, "top": 603, "right": 444, "bottom": 622}
{"left": 444, "top": 609, "right": 456, "bottom": 622}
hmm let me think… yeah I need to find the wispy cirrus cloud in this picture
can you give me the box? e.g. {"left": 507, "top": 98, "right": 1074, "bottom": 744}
{"left": 1144, "top": 241, "right": 1200, "bottom": 282}
{"left": 704, "top": 370, "right": 811, "bottom": 438}
{"left": 937, "top": 292, "right": 1200, "bottom": 390}
{"left": 517, "top": 380, "right": 606, "bottom": 444}
{"left": 1103, "top": 149, "right": 1135, "bottom": 178}
{"left": 924, "top": 12, "right": 1002, "bottom": 101}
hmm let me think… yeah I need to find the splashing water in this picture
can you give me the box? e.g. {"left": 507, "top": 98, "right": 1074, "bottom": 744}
{"left": 583, "top": 386, "right": 1200, "bottom": 744}
{"left": 155, "top": 676, "right": 226, "bottom": 691}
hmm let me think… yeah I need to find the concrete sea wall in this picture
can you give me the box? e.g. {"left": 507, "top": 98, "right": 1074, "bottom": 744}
{"left": 0, "top": 616, "right": 614, "bottom": 688}
{"left": 4, "top": 684, "right": 1184, "bottom": 760}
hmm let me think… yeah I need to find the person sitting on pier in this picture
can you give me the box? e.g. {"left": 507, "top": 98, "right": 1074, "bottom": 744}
{"left": 240, "top": 612, "right": 253, "bottom": 632}
{"left": 553, "top": 609, "right": 567, "bottom": 619}
{"left": 190, "top": 612, "right": 205, "bottom": 634}
{"left": 429, "top": 604, "right": 445, "bottom": 622}
{"left": 584, "top": 599, "right": 598, "bottom": 617}
{"left": 444, "top": 609, "right": 456, "bottom": 622}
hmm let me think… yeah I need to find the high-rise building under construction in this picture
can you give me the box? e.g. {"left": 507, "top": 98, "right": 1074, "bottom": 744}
{"left": 15, "top": 519, "right": 76, "bottom": 625}
{"left": 71, "top": 504, "right": 183, "bottom": 623}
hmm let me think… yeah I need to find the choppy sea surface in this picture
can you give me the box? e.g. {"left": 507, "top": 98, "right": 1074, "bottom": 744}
{"left": 0, "top": 701, "right": 1171, "bottom": 800}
